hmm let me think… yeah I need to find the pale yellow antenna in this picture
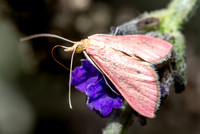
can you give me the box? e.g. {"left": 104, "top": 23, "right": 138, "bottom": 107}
{"left": 68, "top": 45, "right": 79, "bottom": 109}
{"left": 20, "top": 33, "right": 77, "bottom": 109}
{"left": 20, "top": 33, "right": 75, "bottom": 43}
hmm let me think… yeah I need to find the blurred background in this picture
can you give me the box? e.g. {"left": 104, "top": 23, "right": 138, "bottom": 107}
{"left": 0, "top": 0, "right": 200, "bottom": 134}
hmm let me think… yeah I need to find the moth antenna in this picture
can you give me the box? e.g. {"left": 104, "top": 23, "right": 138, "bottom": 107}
{"left": 21, "top": 33, "right": 77, "bottom": 109}
{"left": 21, "top": 33, "right": 76, "bottom": 71}
{"left": 113, "top": 27, "right": 119, "bottom": 35}
{"left": 20, "top": 33, "right": 76, "bottom": 44}
{"left": 68, "top": 45, "right": 78, "bottom": 109}
{"left": 51, "top": 45, "right": 70, "bottom": 71}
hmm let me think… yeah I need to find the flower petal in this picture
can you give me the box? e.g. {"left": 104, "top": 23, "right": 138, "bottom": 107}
{"left": 71, "top": 59, "right": 124, "bottom": 116}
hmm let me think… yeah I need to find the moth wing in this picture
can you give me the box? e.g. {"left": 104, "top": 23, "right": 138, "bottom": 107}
{"left": 89, "top": 35, "right": 173, "bottom": 63}
{"left": 85, "top": 43, "right": 160, "bottom": 118}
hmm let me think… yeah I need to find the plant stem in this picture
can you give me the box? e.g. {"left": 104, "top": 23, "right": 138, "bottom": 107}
{"left": 163, "top": 0, "right": 198, "bottom": 32}
{"left": 149, "top": 0, "right": 198, "bottom": 84}
{"left": 102, "top": 102, "right": 134, "bottom": 134}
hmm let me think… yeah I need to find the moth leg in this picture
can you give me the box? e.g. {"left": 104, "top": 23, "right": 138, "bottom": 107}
{"left": 113, "top": 27, "right": 119, "bottom": 35}
{"left": 83, "top": 51, "right": 101, "bottom": 72}
{"left": 83, "top": 51, "right": 120, "bottom": 95}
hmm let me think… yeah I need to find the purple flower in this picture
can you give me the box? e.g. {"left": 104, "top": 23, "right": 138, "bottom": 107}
{"left": 71, "top": 59, "right": 123, "bottom": 116}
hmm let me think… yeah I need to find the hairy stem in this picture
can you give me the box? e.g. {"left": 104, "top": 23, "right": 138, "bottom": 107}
{"left": 102, "top": 102, "right": 134, "bottom": 134}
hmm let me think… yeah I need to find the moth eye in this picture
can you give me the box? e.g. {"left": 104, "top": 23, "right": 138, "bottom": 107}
{"left": 75, "top": 45, "right": 83, "bottom": 53}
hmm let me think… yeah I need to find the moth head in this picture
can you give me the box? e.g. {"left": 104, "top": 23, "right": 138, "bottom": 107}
{"left": 74, "top": 44, "right": 83, "bottom": 53}
{"left": 70, "top": 39, "right": 91, "bottom": 53}
{"left": 71, "top": 41, "right": 84, "bottom": 53}
{"left": 20, "top": 33, "right": 89, "bottom": 109}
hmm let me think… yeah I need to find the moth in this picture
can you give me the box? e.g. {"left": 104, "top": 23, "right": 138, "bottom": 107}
{"left": 65, "top": 34, "right": 172, "bottom": 118}
{"left": 21, "top": 34, "right": 173, "bottom": 118}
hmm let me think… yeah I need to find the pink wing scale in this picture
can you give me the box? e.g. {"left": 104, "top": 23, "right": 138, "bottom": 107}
{"left": 89, "top": 35, "right": 173, "bottom": 63}
{"left": 85, "top": 40, "right": 160, "bottom": 118}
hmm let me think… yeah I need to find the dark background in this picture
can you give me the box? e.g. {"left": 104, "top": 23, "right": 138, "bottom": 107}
{"left": 0, "top": 0, "right": 200, "bottom": 134}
